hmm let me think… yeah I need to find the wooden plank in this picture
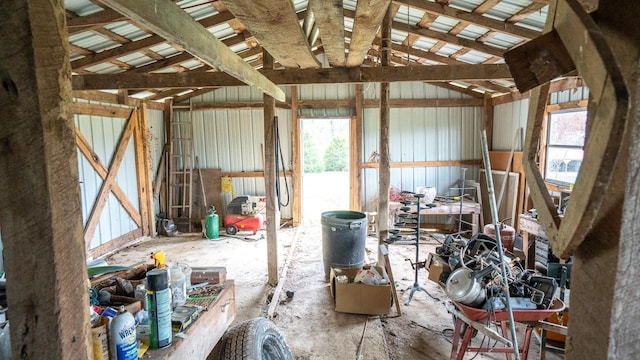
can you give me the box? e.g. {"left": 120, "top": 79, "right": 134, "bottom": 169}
{"left": 0, "top": 2, "right": 92, "bottom": 358}
{"left": 172, "top": 101, "right": 290, "bottom": 111}
{"left": 263, "top": 51, "right": 279, "bottom": 286}
{"left": 483, "top": 93, "right": 493, "bottom": 150}
{"left": 99, "top": 0, "right": 285, "bottom": 101}
{"left": 489, "top": 151, "right": 525, "bottom": 227}
{"left": 84, "top": 111, "right": 137, "bottom": 248}
{"left": 191, "top": 169, "right": 223, "bottom": 225}
{"left": 267, "top": 226, "right": 302, "bottom": 319}
{"left": 362, "top": 160, "right": 482, "bottom": 168}
{"left": 72, "top": 102, "right": 132, "bottom": 118}
{"left": 297, "top": 98, "right": 484, "bottom": 109}
{"left": 221, "top": 171, "right": 293, "bottom": 178}
{"left": 67, "top": 7, "right": 124, "bottom": 34}
{"left": 221, "top": 0, "right": 320, "bottom": 69}
{"left": 137, "top": 104, "right": 156, "bottom": 236}
{"left": 72, "top": 64, "right": 513, "bottom": 89}
{"left": 346, "top": 0, "right": 391, "bottom": 67}
{"left": 380, "top": 245, "right": 401, "bottom": 316}
{"left": 75, "top": 128, "right": 142, "bottom": 226}
{"left": 309, "top": 0, "right": 346, "bottom": 67}
{"left": 291, "top": 86, "right": 302, "bottom": 225}
{"left": 147, "top": 280, "right": 236, "bottom": 359}
{"left": 479, "top": 170, "right": 519, "bottom": 226}
{"left": 350, "top": 84, "right": 364, "bottom": 211}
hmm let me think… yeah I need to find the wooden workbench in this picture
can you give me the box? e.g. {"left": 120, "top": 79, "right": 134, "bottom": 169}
{"left": 390, "top": 200, "right": 481, "bottom": 235}
{"left": 144, "top": 280, "right": 236, "bottom": 359}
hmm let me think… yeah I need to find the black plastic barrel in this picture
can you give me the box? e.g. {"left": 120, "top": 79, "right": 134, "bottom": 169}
{"left": 321, "top": 211, "right": 367, "bottom": 279}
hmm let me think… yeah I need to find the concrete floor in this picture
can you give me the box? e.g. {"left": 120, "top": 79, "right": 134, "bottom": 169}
{"left": 105, "top": 223, "right": 565, "bottom": 360}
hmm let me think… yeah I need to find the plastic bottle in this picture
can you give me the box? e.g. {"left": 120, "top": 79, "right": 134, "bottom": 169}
{"left": 146, "top": 268, "right": 172, "bottom": 349}
{"left": 169, "top": 266, "right": 187, "bottom": 308}
{"left": 108, "top": 306, "right": 137, "bottom": 360}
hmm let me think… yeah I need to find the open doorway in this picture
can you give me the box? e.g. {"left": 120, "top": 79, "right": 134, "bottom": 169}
{"left": 301, "top": 118, "right": 350, "bottom": 224}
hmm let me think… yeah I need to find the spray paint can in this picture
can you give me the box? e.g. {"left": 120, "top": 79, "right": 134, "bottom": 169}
{"left": 109, "top": 306, "right": 137, "bottom": 360}
{"left": 146, "top": 268, "right": 172, "bottom": 349}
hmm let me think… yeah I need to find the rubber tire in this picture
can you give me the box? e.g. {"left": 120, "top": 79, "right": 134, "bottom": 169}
{"left": 226, "top": 225, "right": 238, "bottom": 235}
{"left": 218, "top": 317, "right": 293, "bottom": 360}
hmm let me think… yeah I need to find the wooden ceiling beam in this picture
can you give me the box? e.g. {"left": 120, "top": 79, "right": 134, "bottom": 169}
{"left": 73, "top": 63, "right": 512, "bottom": 89}
{"left": 396, "top": 0, "right": 540, "bottom": 39}
{"left": 371, "top": 36, "right": 462, "bottom": 65}
{"left": 473, "top": 0, "right": 501, "bottom": 14}
{"left": 432, "top": 81, "right": 485, "bottom": 98}
{"left": 221, "top": 0, "right": 320, "bottom": 69}
{"left": 346, "top": 0, "right": 392, "bottom": 67}
{"left": 309, "top": 0, "right": 346, "bottom": 67}
{"left": 99, "top": 0, "right": 284, "bottom": 101}
{"left": 507, "top": 2, "right": 548, "bottom": 24}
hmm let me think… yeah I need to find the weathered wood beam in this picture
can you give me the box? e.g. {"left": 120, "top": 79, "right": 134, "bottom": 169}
{"left": 298, "top": 98, "right": 483, "bottom": 108}
{"left": 73, "top": 63, "right": 512, "bottom": 89}
{"left": 135, "top": 104, "right": 155, "bottom": 236}
{"left": 432, "top": 81, "right": 485, "bottom": 98}
{"left": 396, "top": 0, "right": 540, "bottom": 39}
{"left": 100, "top": 0, "right": 285, "bottom": 101}
{"left": 290, "top": 86, "right": 301, "bottom": 224}
{"left": 346, "top": 0, "right": 391, "bottom": 67}
{"left": 473, "top": 0, "right": 501, "bottom": 14}
{"left": 0, "top": 1, "right": 92, "bottom": 358}
{"left": 221, "top": 0, "right": 319, "bottom": 69}
{"left": 310, "top": 0, "right": 346, "bottom": 67}
{"left": 507, "top": 2, "right": 547, "bottom": 23}
{"left": 351, "top": 84, "right": 364, "bottom": 211}
{"left": 67, "top": 7, "right": 124, "bottom": 34}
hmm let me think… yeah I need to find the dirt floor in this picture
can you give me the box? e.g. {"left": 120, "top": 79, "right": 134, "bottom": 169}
{"left": 105, "top": 223, "right": 565, "bottom": 360}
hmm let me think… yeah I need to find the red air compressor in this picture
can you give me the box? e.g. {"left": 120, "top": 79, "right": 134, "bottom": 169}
{"left": 224, "top": 196, "right": 264, "bottom": 235}
{"left": 483, "top": 218, "right": 516, "bottom": 252}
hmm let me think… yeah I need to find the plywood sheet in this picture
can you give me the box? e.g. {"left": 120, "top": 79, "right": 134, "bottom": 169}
{"left": 479, "top": 169, "right": 519, "bottom": 229}
{"left": 192, "top": 168, "right": 223, "bottom": 230}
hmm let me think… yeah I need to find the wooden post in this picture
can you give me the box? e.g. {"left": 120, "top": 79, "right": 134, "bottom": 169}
{"left": 0, "top": 1, "right": 92, "bottom": 358}
{"left": 349, "top": 84, "right": 364, "bottom": 211}
{"left": 291, "top": 85, "right": 301, "bottom": 225}
{"left": 377, "top": 6, "right": 392, "bottom": 266}
{"left": 136, "top": 103, "right": 156, "bottom": 236}
{"left": 263, "top": 50, "right": 279, "bottom": 285}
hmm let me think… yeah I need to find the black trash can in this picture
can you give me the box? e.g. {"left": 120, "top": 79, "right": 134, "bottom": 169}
{"left": 321, "top": 211, "right": 367, "bottom": 279}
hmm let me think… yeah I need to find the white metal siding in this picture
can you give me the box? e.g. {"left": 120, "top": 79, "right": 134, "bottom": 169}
{"left": 362, "top": 82, "right": 483, "bottom": 211}
{"left": 186, "top": 88, "right": 293, "bottom": 219}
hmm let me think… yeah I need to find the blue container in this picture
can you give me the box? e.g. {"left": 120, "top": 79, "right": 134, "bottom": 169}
{"left": 321, "top": 211, "right": 367, "bottom": 279}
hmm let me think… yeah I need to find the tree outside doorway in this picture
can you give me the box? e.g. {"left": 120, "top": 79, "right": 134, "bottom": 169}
{"left": 301, "top": 118, "right": 350, "bottom": 224}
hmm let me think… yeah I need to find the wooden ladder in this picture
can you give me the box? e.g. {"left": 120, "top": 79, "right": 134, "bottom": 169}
{"left": 168, "top": 100, "right": 194, "bottom": 231}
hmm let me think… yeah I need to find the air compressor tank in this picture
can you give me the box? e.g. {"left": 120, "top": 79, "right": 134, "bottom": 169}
{"left": 484, "top": 221, "right": 516, "bottom": 252}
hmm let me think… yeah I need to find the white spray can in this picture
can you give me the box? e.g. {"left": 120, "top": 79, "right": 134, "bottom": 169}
{"left": 109, "top": 306, "right": 137, "bottom": 360}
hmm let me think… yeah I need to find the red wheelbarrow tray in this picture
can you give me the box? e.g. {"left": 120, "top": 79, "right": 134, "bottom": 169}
{"left": 453, "top": 298, "right": 566, "bottom": 322}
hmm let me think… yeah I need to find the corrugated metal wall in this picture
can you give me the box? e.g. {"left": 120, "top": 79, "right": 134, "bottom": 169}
{"left": 362, "top": 82, "right": 483, "bottom": 211}
{"left": 185, "top": 87, "right": 293, "bottom": 219}
{"left": 75, "top": 111, "right": 140, "bottom": 250}
{"left": 492, "top": 86, "right": 589, "bottom": 150}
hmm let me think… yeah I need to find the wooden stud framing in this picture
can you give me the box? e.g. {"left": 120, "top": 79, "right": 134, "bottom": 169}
{"left": 0, "top": 1, "right": 92, "bottom": 358}
{"left": 135, "top": 103, "right": 156, "bottom": 236}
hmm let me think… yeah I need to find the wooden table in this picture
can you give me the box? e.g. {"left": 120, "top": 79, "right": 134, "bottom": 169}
{"left": 144, "top": 280, "right": 236, "bottom": 359}
{"left": 390, "top": 200, "right": 481, "bottom": 235}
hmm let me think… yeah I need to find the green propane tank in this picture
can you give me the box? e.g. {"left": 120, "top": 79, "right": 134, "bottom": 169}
{"left": 205, "top": 206, "right": 219, "bottom": 239}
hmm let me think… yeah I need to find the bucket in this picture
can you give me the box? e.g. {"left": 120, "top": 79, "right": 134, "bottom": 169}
{"left": 321, "top": 211, "right": 367, "bottom": 279}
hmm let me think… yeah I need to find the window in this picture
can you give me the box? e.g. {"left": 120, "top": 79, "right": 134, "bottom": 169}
{"left": 545, "top": 110, "right": 587, "bottom": 185}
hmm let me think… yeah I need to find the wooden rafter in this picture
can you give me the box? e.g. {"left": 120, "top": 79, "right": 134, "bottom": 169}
{"left": 396, "top": 0, "right": 540, "bottom": 39}
{"left": 71, "top": 10, "right": 236, "bottom": 71}
{"left": 100, "top": 0, "right": 285, "bottom": 101}
{"left": 507, "top": 2, "right": 548, "bottom": 23}
{"left": 473, "top": 0, "right": 501, "bottom": 14}
{"left": 310, "top": 0, "right": 346, "bottom": 67}
{"left": 67, "top": 7, "right": 124, "bottom": 34}
{"left": 221, "top": 0, "right": 320, "bottom": 69}
{"left": 346, "top": 0, "right": 391, "bottom": 67}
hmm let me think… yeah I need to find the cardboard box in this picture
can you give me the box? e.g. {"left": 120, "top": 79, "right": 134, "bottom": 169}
{"left": 427, "top": 256, "right": 450, "bottom": 284}
{"left": 329, "top": 266, "right": 391, "bottom": 315}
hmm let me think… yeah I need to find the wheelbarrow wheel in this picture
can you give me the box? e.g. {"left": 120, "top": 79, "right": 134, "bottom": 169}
{"left": 217, "top": 317, "right": 293, "bottom": 360}
{"left": 226, "top": 225, "right": 238, "bottom": 235}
